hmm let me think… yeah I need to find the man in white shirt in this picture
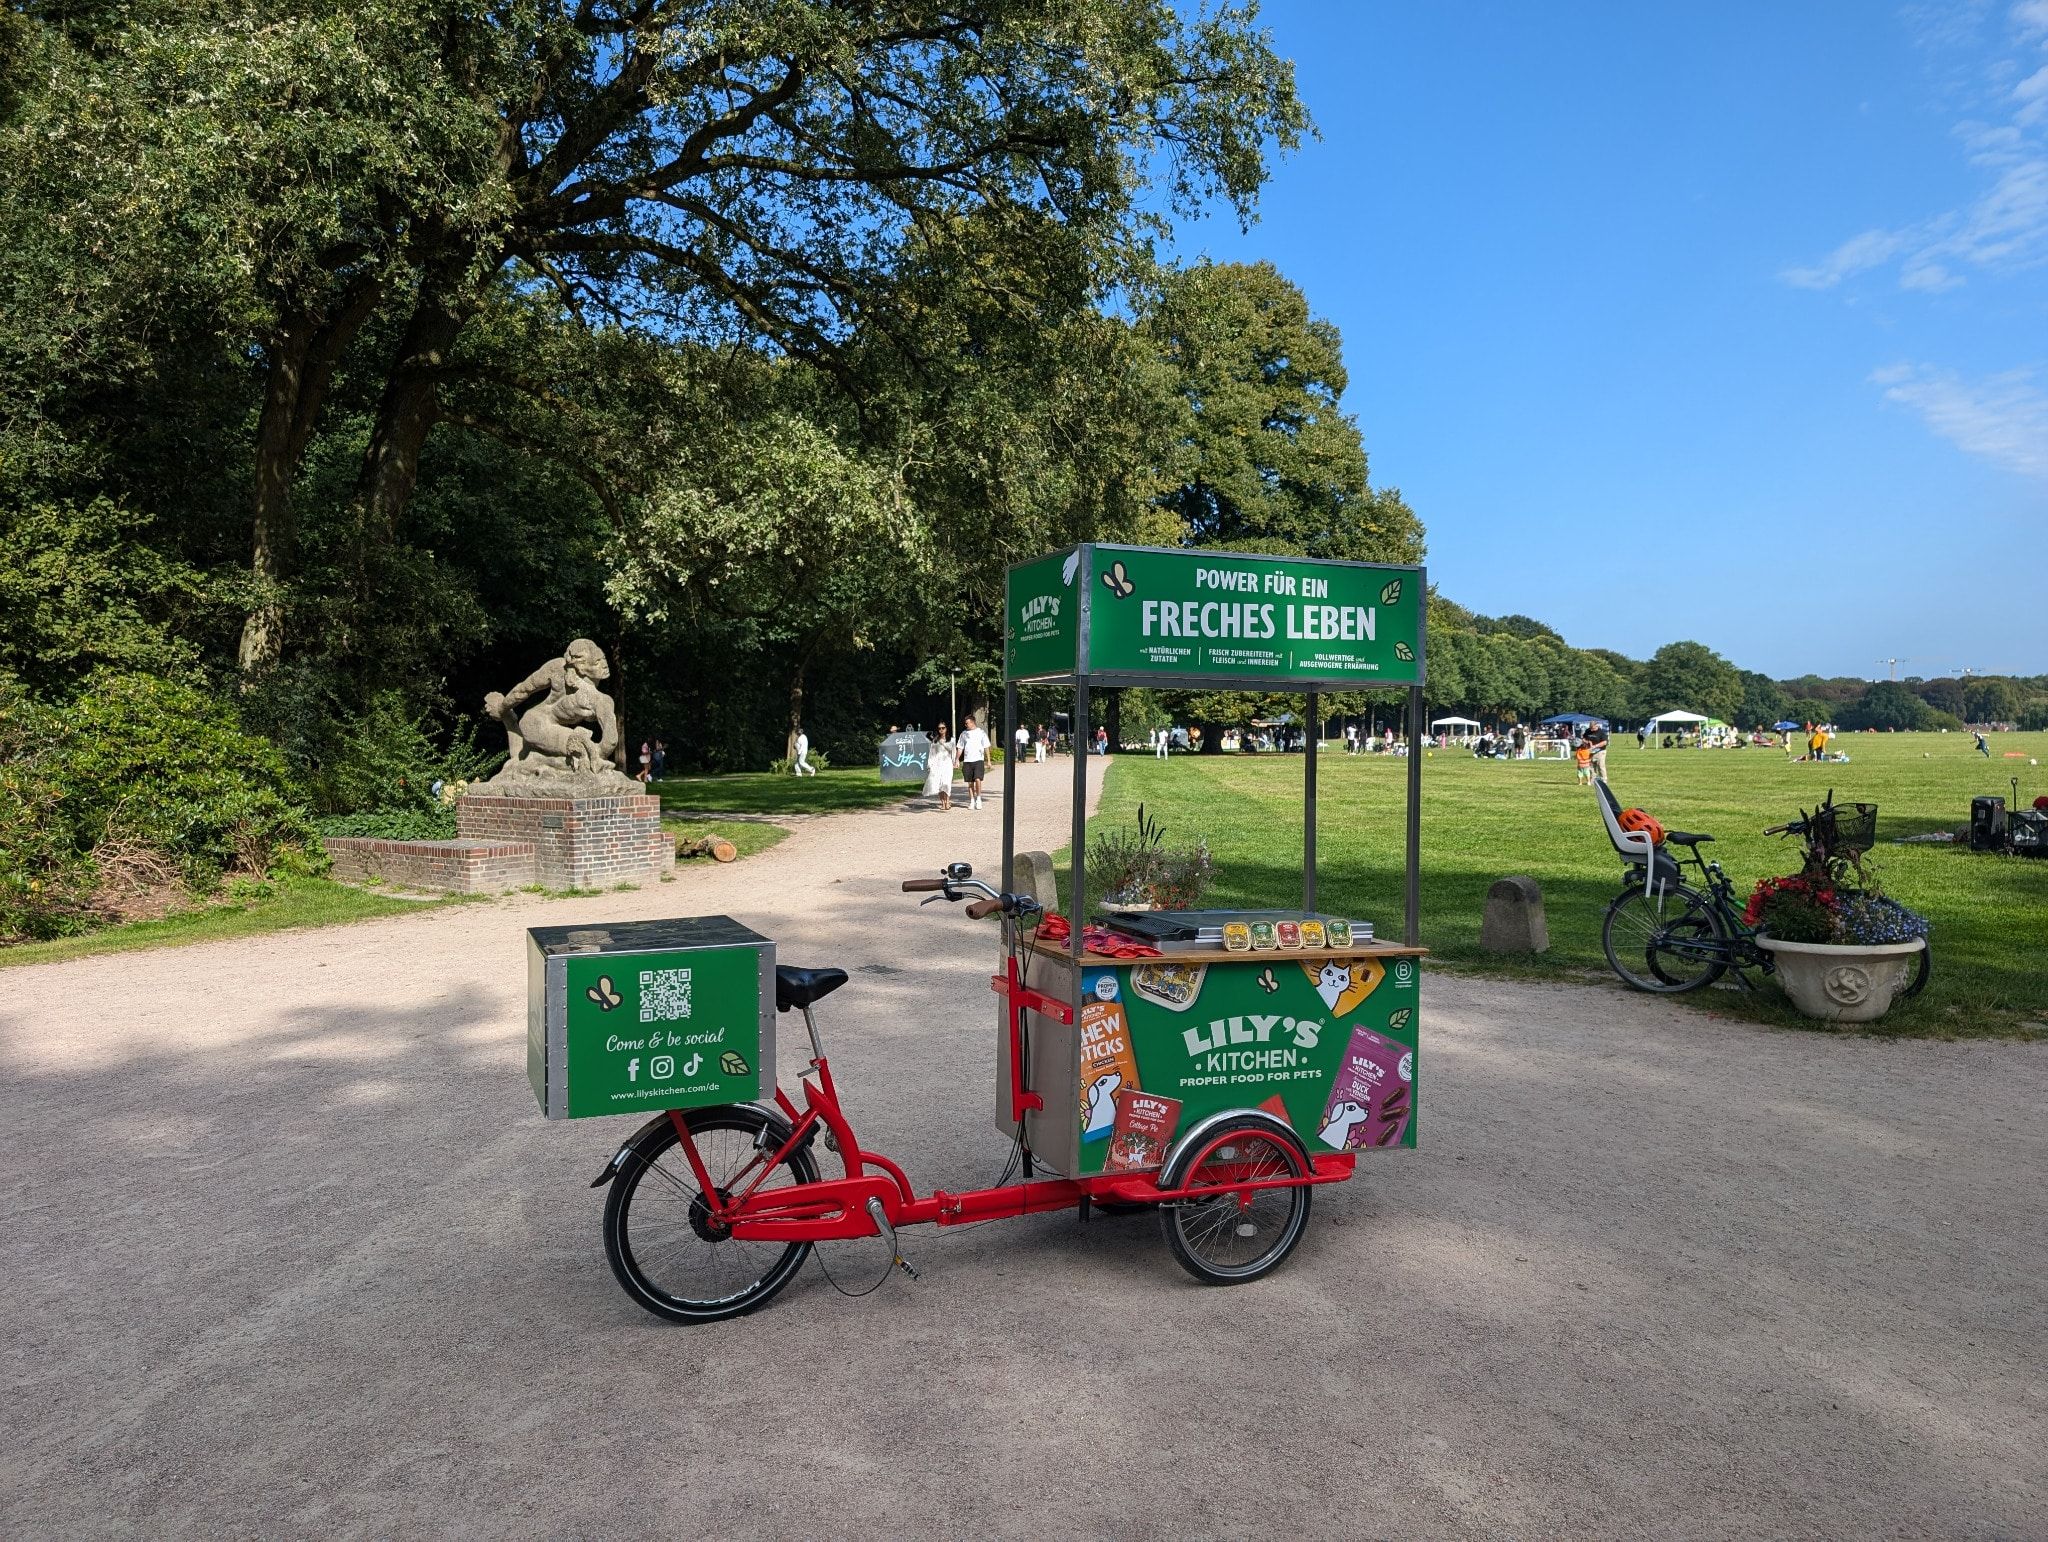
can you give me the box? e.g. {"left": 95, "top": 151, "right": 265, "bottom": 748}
{"left": 792, "top": 729, "right": 816, "bottom": 776}
{"left": 956, "top": 716, "right": 991, "bottom": 809}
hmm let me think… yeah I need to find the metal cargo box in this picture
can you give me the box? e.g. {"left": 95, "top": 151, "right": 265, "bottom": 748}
{"left": 528, "top": 916, "right": 774, "bottom": 1120}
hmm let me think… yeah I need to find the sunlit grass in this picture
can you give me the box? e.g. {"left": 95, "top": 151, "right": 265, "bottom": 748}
{"left": 1082, "top": 733, "right": 2048, "bottom": 1039}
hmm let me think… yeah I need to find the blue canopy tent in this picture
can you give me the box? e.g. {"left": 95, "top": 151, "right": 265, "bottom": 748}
{"left": 1539, "top": 713, "right": 1609, "bottom": 728}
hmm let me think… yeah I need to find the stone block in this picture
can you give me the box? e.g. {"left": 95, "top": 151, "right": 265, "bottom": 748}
{"left": 456, "top": 791, "right": 670, "bottom": 890}
{"left": 1007, "top": 849, "right": 1059, "bottom": 910}
{"left": 1479, "top": 875, "right": 1548, "bottom": 953}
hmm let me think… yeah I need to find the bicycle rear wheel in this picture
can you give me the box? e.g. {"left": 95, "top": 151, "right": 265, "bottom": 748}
{"left": 1160, "top": 1118, "right": 1313, "bottom": 1285}
{"left": 1603, "top": 884, "right": 1728, "bottom": 994}
{"left": 604, "top": 1106, "right": 820, "bottom": 1324}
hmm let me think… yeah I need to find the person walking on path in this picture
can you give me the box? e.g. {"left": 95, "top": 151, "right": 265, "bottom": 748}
{"left": 1094, "top": 725, "right": 1109, "bottom": 756}
{"left": 636, "top": 740, "right": 652, "bottom": 783}
{"left": 956, "top": 715, "right": 990, "bottom": 810}
{"left": 1155, "top": 725, "right": 1169, "bottom": 759}
{"left": 1034, "top": 723, "right": 1048, "bottom": 764}
{"left": 651, "top": 739, "right": 668, "bottom": 780}
{"left": 922, "top": 723, "right": 956, "bottom": 810}
{"left": 1584, "top": 720, "right": 1609, "bottom": 783}
{"left": 1016, "top": 722, "right": 1030, "bottom": 764}
{"left": 792, "top": 728, "right": 816, "bottom": 776}
{"left": 1975, "top": 729, "right": 1991, "bottom": 757}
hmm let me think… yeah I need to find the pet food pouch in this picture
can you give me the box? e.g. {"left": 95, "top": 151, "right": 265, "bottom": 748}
{"left": 1078, "top": 969, "right": 1140, "bottom": 1143}
{"left": 1276, "top": 920, "right": 1302, "bottom": 948}
{"left": 1299, "top": 920, "right": 1327, "bottom": 949}
{"left": 1316, "top": 1023, "right": 1413, "bottom": 1151}
{"left": 1324, "top": 920, "right": 1353, "bottom": 949}
{"left": 1223, "top": 923, "right": 1252, "bottom": 952}
{"left": 1250, "top": 921, "right": 1278, "bottom": 951}
{"left": 1103, "top": 1092, "right": 1182, "bottom": 1172}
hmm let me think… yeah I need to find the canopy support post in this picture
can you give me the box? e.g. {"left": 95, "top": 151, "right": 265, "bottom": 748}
{"left": 1069, "top": 680, "right": 1090, "bottom": 960}
{"left": 1405, "top": 684, "right": 1423, "bottom": 946}
{"left": 1303, "top": 690, "right": 1318, "bottom": 913}
{"left": 1002, "top": 681, "right": 1018, "bottom": 923}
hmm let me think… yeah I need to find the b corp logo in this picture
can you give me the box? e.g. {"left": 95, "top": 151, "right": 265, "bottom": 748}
{"left": 1393, "top": 960, "right": 1414, "bottom": 986}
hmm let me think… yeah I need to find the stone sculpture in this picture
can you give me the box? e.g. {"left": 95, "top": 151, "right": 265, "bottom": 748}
{"left": 475, "top": 639, "right": 642, "bottom": 795}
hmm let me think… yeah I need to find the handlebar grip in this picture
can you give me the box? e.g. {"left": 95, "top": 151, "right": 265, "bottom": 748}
{"left": 965, "top": 898, "right": 1004, "bottom": 919}
{"left": 902, "top": 878, "right": 946, "bottom": 892}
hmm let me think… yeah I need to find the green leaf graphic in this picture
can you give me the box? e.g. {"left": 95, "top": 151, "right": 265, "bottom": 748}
{"left": 1379, "top": 579, "right": 1403, "bottom": 606}
{"left": 719, "top": 1050, "right": 751, "bottom": 1076}
{"left": 1387, "top": 1008, "right": 1412, "bottom": 1030}
{"left": 1393, "top": 641, "right": 1414, "bottom": 661}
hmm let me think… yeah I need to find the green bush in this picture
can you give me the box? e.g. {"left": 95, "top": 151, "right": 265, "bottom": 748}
{"left": 242, "top": 676, "right": 502, "bottom": 816}
{"left": 0, "top": 682, "right": 96, "bottom": 940}
{"left": 0, "top": 671, "right": 325, "bottom": 941}
{"left": 59, "top": 671, "right": 324, "bottom": 887}
{"left": 315, "top": 808, "right": 458, "bottom": 841}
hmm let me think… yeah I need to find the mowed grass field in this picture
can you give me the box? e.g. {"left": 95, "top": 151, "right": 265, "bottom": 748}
{"left": 1088, "top": 733, "right": 2048, "bottom": 1039}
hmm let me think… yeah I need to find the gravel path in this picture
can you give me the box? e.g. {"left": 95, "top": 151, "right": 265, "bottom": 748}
{"left": 3, "top": 753, "right": 2044, "bottom": 1538}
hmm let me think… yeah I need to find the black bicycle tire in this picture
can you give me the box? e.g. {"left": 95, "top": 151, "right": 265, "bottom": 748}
{"left": 1602, "top": 884, "right": 1728, "bottom": 994}
{"left": 1159, "top": 1118, "right": 1313, "bottom": 1285}
{"left": 603, "top": 1106, "right": 820, "bottom": 1324}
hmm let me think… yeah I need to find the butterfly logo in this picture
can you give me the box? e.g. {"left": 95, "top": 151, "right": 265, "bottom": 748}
{"left": 1255, "top": 967, "right": 1279, "bottom": 994}
{"left": 585, "top": 975, "right": 622, "bottom": 1011}
{"left": 1100, "top": 560, "right": 1135, "bottom": 599}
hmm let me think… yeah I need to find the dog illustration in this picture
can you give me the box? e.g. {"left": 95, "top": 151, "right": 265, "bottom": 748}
{"left": 1083, "top": 1071, "right": 1124, "bottom": 1139}
{"left": 1318, "top": 1099, "right": 1370, "bottom": 1149}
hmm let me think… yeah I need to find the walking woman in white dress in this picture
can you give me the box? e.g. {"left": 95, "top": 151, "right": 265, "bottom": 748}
{"left": 922, "top": 723, "right": 956, "bottom": 811}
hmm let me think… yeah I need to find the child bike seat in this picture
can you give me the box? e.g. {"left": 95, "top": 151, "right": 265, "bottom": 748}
{"left": 775, "top": 966, "right": 848, "bottom": 1012}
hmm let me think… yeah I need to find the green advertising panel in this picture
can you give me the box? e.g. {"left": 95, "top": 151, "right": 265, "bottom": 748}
{"left": 1084, "top": 545, "right": 1422, "bottom": 686}
{"left": 1075, "top": 952, "right": 1419, "bottom": 1177}
{"left": 1003, "top": 547, "right": 1081, "bottom": 680}
{"left": 558, "top": 943, "right": 765, "bottom": 1117}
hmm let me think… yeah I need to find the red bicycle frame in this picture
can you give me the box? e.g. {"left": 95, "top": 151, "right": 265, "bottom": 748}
{"left": 667, "top": 947, "right": 1353, "bottom": 1244}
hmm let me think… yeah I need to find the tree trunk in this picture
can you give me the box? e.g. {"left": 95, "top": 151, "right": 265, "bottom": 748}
{"left": 357, "top": 294, "right": 467, "bottom": 542}
{"left": 1105, "top": 689, "right": 1122, "bottom": 753}
{"left": 236, "top": 278, "right": 382, "bottom": 675}
{"left": 238, "top": 321, "right": 312, "bottom": 676}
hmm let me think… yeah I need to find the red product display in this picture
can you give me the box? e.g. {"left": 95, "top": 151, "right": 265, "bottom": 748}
{"left": 1033, "top": 912, "right": 1162, "bottom": 958}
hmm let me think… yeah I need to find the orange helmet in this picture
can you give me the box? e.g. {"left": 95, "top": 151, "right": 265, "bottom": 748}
{"left": 1618, "top": 807, "right": 1665, "bottom": 845}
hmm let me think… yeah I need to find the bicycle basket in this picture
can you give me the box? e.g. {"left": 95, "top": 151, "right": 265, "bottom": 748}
{"left": 1817, "top": 801, "right": 1877, "bottom": 856}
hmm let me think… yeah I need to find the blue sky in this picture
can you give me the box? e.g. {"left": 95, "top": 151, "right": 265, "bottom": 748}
{"left": 1176, "top": 1, "right": 2048, "bottom": 679}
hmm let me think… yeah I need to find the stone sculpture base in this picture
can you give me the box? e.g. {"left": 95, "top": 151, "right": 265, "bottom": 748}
{"left": 325, "top": 791, "right": 673, "bottom": 896}
{"left": 456, "top": 791, "right": 673, "bottom": 891}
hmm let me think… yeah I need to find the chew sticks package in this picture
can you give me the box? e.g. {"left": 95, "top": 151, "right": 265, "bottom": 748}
{"left": 1078, "top": 969, "right": 1141, "bottom": 1143}
{"left": 1316, "top": 1023, "right": 1414, "bottom": 1151}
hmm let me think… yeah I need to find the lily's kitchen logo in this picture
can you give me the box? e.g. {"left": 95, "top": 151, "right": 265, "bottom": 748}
{"left": 1181, "top": 1013, "right": 1324, "bottom": 1074}
{"left": 1019, "top": 591, "right": 1062, "bottom": 638}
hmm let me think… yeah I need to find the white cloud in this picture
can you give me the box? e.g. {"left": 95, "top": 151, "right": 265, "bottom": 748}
{"left": 1873, "top": 363, "right": 2048, "bottom": 476}
{"left": 1784, "top": 6, "right": 2048, "bottom": 289}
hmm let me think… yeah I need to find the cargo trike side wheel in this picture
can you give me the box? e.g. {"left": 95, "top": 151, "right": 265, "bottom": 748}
{"left": 1158, "top": 1117, "right": 1313, "bottom": 1285}
{"left": 603, "top": 1105, "right": 820, "bottom": 1324}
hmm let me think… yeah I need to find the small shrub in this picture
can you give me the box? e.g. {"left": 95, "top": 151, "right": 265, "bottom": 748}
{"left": 1088, "top": 802, "right": 1213, "bottom": 910}
{"left": 315, "top": 809, "right": 458, "bottom": 841}
{"left": 769, "top": 748, "right": 831, "bottom": 774}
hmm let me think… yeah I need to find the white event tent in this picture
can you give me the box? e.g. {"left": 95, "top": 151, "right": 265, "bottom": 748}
{"left": 1431, "top": 714, "right": 1481, "bottom": 744}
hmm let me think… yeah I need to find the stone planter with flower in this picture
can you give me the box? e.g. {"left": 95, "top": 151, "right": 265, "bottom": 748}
{"left": 1747, "top": 873, "right": 1930, "bottom": 1023}
{"left": 1087, "top": 803, "right": 1213, "bottom": 913}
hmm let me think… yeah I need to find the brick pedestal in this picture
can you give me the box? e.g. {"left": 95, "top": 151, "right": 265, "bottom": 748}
{"left": 323, "top": 838, "right": 539, "bottom": 895}
{"left": 456, "top": 792, "right": 673, "bottom": 890}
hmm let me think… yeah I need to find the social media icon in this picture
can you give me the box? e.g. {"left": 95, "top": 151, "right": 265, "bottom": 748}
{"left": 682, "top": 1051, "right": 703, "bottom": 1077}
{"left": 626, "top": 1057, "right": 640, "bottom": 1083}
{"left": 651, "top": 1055, "right": 674, "bottom": 1080}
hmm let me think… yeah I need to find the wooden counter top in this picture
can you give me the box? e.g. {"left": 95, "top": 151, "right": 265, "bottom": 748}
{"left": 1022, "top": 934, "right": 1430, "bottom": 965}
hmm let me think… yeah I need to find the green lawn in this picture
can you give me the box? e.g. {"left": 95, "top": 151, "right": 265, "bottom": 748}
{"left": 664, "top": 816, "right": 791, "bottom": 861}
{"left": 648, "top": 768, "right": 914, "bottom": 815}
{"left": 1083, "top": 733, "right": 2048, "bottom": 1039}
{"left": 0, "top": 878, "right": 463, "bottom": 970}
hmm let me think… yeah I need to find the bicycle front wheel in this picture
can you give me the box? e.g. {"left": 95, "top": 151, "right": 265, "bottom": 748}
{"left": 604, "top": 1106, "right": 820, "bottom": 1324}
{"left": 1603, "top": 884, "right": 1728, "bottom": 994}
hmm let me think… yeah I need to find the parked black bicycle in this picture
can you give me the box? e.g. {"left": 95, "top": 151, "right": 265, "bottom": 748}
{"left": 1594, "top": 784, "right": 1931, "bottom": 998}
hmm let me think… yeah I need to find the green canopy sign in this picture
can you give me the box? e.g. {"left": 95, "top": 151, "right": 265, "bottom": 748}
{"left": 1005, "top": 544, "right": 1424, "bottom": 688}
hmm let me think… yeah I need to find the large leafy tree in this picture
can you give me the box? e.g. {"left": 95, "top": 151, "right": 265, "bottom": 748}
{"left": 1641, "top": 640, "right": 1742, "bottom": 724}
{"left": 5, "top": 0, "right": 1307, "bottom": 675}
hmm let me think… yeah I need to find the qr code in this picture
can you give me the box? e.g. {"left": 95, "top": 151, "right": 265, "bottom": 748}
{"left": 639, "top": 967, "right": 692, "bottom": 1022}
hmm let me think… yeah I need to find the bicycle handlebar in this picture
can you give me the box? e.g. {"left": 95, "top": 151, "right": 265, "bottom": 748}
{"left": 901, "top": 878, "right": 946, "bottom": 892}
{"left": 965, "top": 897, "right": 1004, "bottom": 919}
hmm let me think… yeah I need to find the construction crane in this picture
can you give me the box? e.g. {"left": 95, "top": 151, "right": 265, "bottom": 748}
{"left": 1873, "top": 657, "right": 1913, "bottom": 681}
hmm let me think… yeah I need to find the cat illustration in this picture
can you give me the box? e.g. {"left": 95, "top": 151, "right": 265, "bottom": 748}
{"left": 1313, "top": 960, "right": 1352, "bottom": 1011}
